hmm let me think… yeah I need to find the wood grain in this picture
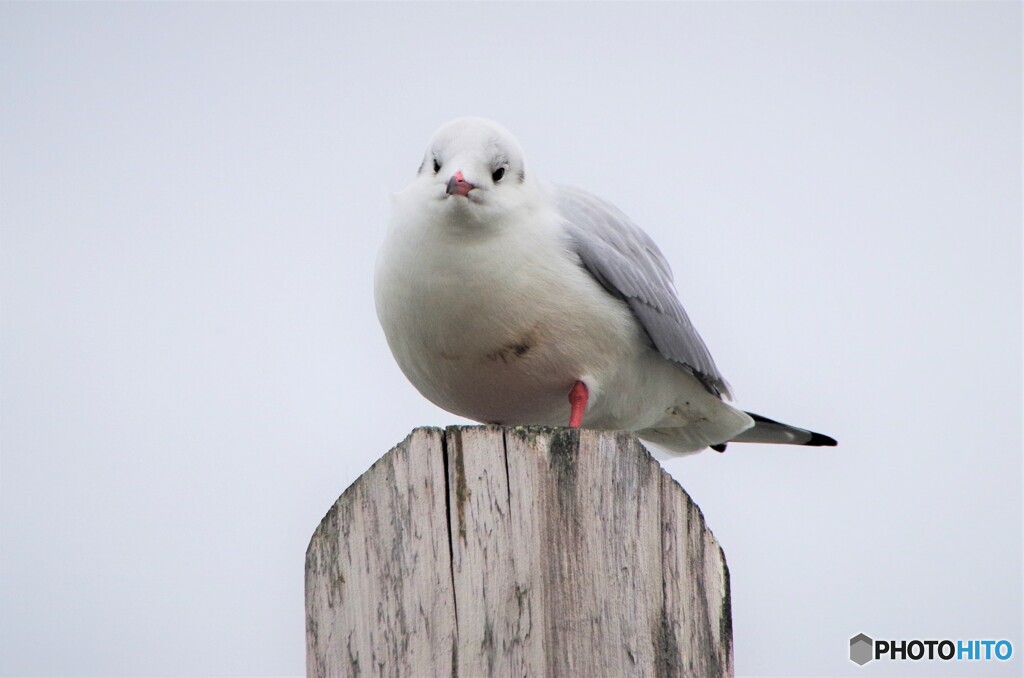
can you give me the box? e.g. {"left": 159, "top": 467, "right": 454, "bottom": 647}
{"left": 306, "top": 426, "right": 733, "bottom": 677}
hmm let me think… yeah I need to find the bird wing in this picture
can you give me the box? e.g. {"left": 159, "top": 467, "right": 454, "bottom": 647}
{"left": 555, "top": 184, "right": 731, "bottom": 399}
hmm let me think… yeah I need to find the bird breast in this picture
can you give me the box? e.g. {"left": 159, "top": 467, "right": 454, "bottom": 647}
{"left": 375, "top": 209, "right": 640, "bottom": 424}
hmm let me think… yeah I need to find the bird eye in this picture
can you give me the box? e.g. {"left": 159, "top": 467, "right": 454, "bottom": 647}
{"left": 432, "top": 158, "right": 441, "bottom": 174}
{"left": 492, "top": 167, "right": 505, "bottom": 183}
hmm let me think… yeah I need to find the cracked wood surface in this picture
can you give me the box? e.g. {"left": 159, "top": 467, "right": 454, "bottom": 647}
{"left": 305, "top": 426, "right": 733, "bottom": 677}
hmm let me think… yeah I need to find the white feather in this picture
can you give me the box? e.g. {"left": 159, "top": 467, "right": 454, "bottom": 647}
{"left": 375, "top": 117, "right": 754, "bottom": 454}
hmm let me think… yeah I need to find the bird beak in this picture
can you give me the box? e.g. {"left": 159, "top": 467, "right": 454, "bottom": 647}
{"left": 446, "top": 171, "right": 475, "bottom": 197}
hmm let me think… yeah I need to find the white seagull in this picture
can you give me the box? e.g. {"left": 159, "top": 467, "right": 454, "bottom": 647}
{"left": 375, "top": 117, "right": 836, "bottom": 455}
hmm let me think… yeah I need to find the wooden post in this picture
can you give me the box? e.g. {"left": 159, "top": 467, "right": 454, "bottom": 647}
{"left": 305, "top": 426, "right": 733, "bottom": 677}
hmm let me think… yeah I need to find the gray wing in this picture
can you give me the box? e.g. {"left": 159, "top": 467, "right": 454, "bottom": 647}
{"left": 555, "top": 185, "right": 732, "bottom": 399}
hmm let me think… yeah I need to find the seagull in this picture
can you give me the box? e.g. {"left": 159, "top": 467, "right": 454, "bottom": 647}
{"left": 374, "top": 117, "right": 837, "bottom": 455}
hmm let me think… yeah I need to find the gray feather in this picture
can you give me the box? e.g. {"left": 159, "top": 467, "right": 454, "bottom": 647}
{"left": 555, "top": 185, "right": 731, "bottom": 398}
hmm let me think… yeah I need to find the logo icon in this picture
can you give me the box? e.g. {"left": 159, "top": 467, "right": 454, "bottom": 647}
{"left": 850, "top": 633, "right": 874, "bottom": 665}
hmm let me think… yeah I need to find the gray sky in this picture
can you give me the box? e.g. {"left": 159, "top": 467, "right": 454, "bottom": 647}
{"left": 1, "top": 2, "right": 1020, "bottom": 676}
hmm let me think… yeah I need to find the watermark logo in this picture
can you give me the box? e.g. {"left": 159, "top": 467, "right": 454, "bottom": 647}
{"left": 849, "top": 634, "right": 873, "bottom": 666}
{"left": 850, "top": 634, "right": 1013, "bottom": 665}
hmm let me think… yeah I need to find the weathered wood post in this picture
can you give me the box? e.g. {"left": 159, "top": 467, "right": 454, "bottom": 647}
{"left": 305, "top": 426, "right": 733, "bottom": 677}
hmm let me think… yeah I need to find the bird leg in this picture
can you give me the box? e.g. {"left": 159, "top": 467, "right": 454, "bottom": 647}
{"left": 568, "top": 381, "right": 588, "bottom": 428}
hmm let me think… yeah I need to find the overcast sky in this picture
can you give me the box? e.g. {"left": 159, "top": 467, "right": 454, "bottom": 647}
{"left": 1, "top": 2, "right": 1020, "bottom": 677}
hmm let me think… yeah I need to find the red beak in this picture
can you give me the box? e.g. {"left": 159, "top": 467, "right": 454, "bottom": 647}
{"left": 446, "top": 171, "right": 475, "bottom": 197}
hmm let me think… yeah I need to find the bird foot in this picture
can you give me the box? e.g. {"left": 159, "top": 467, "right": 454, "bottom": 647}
{"left": 568, "top": 381, "right": 588, "bottom": 428}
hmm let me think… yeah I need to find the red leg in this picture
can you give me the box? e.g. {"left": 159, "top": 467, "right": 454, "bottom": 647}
{"left": 568, "top": 381, "right": 588, "bottom": 428}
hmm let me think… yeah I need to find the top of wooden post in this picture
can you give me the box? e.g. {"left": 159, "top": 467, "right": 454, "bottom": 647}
{"left": 305, "top": 425, "right": 733, "bottom": 677}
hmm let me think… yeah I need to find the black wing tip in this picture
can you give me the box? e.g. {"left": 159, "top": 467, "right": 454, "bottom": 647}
{"left": 745, "top": 411, "right": 837, "bottom": 447}
{"left": 805, "top": 431, "right": 838, "bottom": 447}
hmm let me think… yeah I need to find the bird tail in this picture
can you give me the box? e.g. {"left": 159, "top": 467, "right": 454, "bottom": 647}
{"left": 723, "top": 412, "right": 837, "bottom": 448}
